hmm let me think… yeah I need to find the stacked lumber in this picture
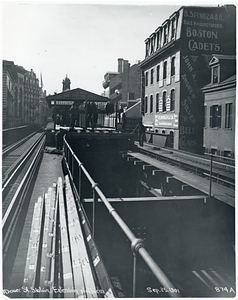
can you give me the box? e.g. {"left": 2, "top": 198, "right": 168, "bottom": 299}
{"left": 22, "top": 176, "right": 115, "bottom": 298}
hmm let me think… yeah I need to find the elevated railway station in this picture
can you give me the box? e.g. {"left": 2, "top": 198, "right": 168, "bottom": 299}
{"left": 2, "top": 124, "right": 235, "bottom": 298}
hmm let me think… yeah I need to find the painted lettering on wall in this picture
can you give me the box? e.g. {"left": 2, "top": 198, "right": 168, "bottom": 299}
{"left": 184, "top": 10, "right": 224, "bottom": 21}
{"left": 181, "top": 74, "right": 196, "bottom": 100}
{"left": 186, "top": 27, "right": 218, "bottom": 39}
{"left": 183, "top": 8, "right": 223, "bottom": 53}
{"left": 155, "top": 113, "right": 178, "bottom": 128}
{"left": 181, "top": 98, "right": 196, "bottom": 125}
{"left": 180, "top": 126, "right": 196, "bottom": 135}
{"left": 183, "top": 20, "right": 223, "bottom": 29}
{"left": 183, "top": 55, "right": 193, "bottom": 73}
{"left": 179, "top": 135, "right": 196, "bottom": 150}
{"left": 188, "top": 40, "right": 220, "bottom": 52}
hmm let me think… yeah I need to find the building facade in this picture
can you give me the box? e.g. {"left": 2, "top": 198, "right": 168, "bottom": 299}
{"left": 202, "top": 55, "right": 236, "bottom": 158}
{"left": 2, "top": 60, "right": 46, "bottom": 129}
{"left": 2, "top": 60, "right": 18, "bottom": 128}
{"left": 102, "top": 58, "right": 141, "bottom": 109}
{"left": 139, "top": 5, "right": 236, "bottom": 153}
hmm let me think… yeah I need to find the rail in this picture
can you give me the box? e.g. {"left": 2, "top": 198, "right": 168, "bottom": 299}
{"left": 2, "top": 135, "right": 45, "bottom": 259}
{"left": 62, "top": 135, "right": 179, "bottom": 298}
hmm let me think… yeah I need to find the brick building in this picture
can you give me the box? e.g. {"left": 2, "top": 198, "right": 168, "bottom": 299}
{"left": 139, "top": 5, "right": 236, "bottom": 153}
{"left": 202, "top": 55, "right": 236, "bottom": 158}
{"left": 102, "top": 58, "right": 141, "bottom": 109}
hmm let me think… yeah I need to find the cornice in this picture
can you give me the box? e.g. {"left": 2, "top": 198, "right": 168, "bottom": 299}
{"left": 139, "top": 41, "right": 176, "bottom": 69}
{"left": 202, "top": 79, "right": 236, "bottom": 93}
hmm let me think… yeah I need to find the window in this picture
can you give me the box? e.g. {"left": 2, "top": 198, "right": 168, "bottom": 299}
{"left": 225, "top": 103, "right": 232, "bottom": 128}
{"left": 170, "top": 89, "right": 175, "bottom": 111}
{"left": 156, "top": 65, "right": 160, "bottom": 82}
{"left": 163, "top": 61, "right": 167, "bottom": 79}
{"left": 210, "top": 105, "right": 221, "bottom": 128}
{"left": 163, "top": 91, "right": 166, "bottom": 112}
{"left": 145, "top": 96, "right": 148, "bottom": 113}
{"left": 156, "top": 93, "right": 159, "bottom": 112}
{"left": 164, "top": 25, "right": 168, "bottom": 44}
{"left": 171, "top": 57, "right": 175, "bottom": 76}
{"left": 171, "top": 18, "right": 176, "bottom": 39}
{"left": 146, "top": 42, "right": 149, "bottom": 57}
{"left": 212, "top": 66, "right": 219, "bottom": 84}
{"left": 145, "top": 72, "right": 148, "bottom": 86}
{"left": 150, "top": 95, "right": 153, "bottom": 113}
{"left": 211, "top": 148, "right": 217, "bottom": 155}
{"left": 204, "top": 106, "right": 207, "bottom": 127}
{"left": 151, "top": 69, "right": 154, "bottom": 84}
{"left": 224, "top": 150, "right": 231, "bottom": 158}
{"left": 156, "top": 31, "right": 160, "bottom": 49}
{"left": 150, "top": 36, "right": 154, "bottom": 54}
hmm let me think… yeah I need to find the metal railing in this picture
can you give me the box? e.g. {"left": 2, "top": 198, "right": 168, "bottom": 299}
{"left": 62, "top": 135, "right": 180, "bottom": 298}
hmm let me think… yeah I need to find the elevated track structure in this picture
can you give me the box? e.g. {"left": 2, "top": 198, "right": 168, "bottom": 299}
{"left": 2, "top": 126, "right": 235, "bottom": 298}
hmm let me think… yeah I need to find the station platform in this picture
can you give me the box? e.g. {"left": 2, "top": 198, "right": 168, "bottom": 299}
{"left": 129, "top": 144, "right": 235, "bottom": 207}
{"left": 6, "top": 148, "right": 64, "bottom": 293}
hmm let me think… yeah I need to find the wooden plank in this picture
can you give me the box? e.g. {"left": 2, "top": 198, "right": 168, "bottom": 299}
{"left": 143, "top": 164, "right": 154, "bottom": 170}
{"left": 127, "top": 157, "right": 137, "bottom": 162}
{"left": 57, "top": 177, "right": 75, "bottom": 298}
{"left": 22, "top": 195, "right": 44, "bottom": 297}
{"left": 65, "top": 175, "right": 98, "bottom": 298}
{"left": 152, "top": 169, "right": 163, "bottom": 175}
{"left": 77, "top": 204, "right": 116, "bottom": 298}
{"left": 134, "top": 160, "right": 144, "bottom": 165}
{"left": 42, "top": 183, "right": 57, "bottom": 297}
{"left": 48, "top": 184, "right": 58, "bottom": 297}
{"left": 38, "top": 188, "right": 52, "bottom": 295}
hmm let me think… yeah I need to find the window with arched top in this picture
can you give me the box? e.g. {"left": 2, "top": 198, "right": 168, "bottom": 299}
{"left": 151, "top": 69, "right": 154, "bottom": 84}
{"left": 145, "top": 96, "right": 148, "bottom": 114}
{"left": 171, "top": 57, "right": 175, "bottom": 76}
{"left": 156, "top": 93, "right": 159, "bottom": 112}
{"left": 145, "top": 72, "right": 148, "bottom": 86}
{"left": 163, "top": 61, "right": 167, "bottom": 79}
{"left": 150, "top": 95, "right": 153, "bottom": 113}
{"left": 156, "top": 65, "right": 160, "bottom": 82}
{"left": 170, "top": 89, "right": 175, "bottom": 111}
{"left": 162, "top": 91, "right": 166, "bottom": 112}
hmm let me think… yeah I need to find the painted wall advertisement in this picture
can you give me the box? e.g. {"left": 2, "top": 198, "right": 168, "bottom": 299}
{"left": 179, "top": 6, "right": 228, "bottom": 153}
{"left": 155, "top": 113, "right": 178, "bottom": 128}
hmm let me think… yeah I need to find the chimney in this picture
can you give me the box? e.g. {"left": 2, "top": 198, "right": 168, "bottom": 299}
{"left": 118, "top": 58, "right": 124, "bottom": 73}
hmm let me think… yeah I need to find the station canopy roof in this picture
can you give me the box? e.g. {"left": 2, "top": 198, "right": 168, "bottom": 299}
{"left": 45, "top": 87, "right": 110, "bottom": 108}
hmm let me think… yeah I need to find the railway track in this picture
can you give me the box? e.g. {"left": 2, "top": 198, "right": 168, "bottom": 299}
{"left": 2, "top": 132, "right": 46, "bottom": 261}
{"left": 135, "top": 143, "right": 235, "bottom": 189}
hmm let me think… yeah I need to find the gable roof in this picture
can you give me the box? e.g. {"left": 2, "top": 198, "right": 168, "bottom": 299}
{"left": 46, "top": 87, "right": 110, "bottom": 107}
{"left": 209, "top": 54, "right": 236, "bottom": 65}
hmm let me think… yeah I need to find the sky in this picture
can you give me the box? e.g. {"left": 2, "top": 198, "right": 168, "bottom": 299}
{"left": 1, "top": 1, "right": 224, "bottom": 96}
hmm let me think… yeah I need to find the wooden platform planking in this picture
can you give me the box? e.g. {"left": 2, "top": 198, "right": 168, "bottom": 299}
{"left": 22, "top": 196, "right": 44, "bottom": 298}
{"left": 41, "top": 183, "right": 57, "bottom": 296}
{"left": 77, "top": 203, "right": 115, "bottom": 298}
{"left": 38, "top": 188, "right": 52, "bottom": 295}
{"left": 128, "top": 152, "right": 235, "bottom": 207}
{"left": 57, "top": 176, "right": 75, "bottom": 298}
{"left": 65, "top": 175, "right": 98, "bottom": 298}
{"left": 48, "top": 185, "right": 59, "bottom": 297}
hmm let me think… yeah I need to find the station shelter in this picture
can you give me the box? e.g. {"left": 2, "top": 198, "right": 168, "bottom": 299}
{"left": 45, "top": 87, "right": 112, "bottom": 129}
